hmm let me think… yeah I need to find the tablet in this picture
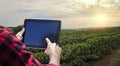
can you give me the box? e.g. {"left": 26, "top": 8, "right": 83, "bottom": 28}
{"left": 23, "top": 19, "right": 61, "bottom": 50}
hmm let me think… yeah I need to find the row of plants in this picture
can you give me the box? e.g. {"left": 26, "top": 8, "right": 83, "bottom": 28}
{"left": 8, "top": 26, "right": 120, "bottom": 66}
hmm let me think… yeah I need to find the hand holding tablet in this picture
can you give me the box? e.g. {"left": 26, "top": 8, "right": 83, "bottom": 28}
{"left": 22, "top": 19, "right": 61, "bottom": 50}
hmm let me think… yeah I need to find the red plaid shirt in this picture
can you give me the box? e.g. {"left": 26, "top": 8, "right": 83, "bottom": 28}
{"left": 0, "top": 26, "right": 56, "bottom": 66}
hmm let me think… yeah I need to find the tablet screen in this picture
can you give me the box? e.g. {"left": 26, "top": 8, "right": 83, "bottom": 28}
{"left": 23, "top": 19, "right": 61, "bottom": 49}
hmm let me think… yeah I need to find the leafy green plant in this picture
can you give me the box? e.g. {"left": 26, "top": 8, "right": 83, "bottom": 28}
{"left": 11, "top": 26, "right": 120, "bottom": 66}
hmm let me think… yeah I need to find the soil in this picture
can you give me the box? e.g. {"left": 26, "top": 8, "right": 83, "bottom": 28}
{"left": 93, "top": 48, "right": 120, "bottom": 66}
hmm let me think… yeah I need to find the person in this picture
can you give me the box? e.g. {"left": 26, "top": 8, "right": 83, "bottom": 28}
{"left": 0, "top": 26, "right": 61, "bottom": 66}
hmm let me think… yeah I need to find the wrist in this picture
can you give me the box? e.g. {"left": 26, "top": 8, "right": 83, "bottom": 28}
{"left": 49, "top": 55, "right": 60, "bottom": 66}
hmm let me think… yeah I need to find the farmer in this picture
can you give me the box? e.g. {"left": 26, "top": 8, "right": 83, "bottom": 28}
{"left": 0, "top": 26, "right": 61, "bottom": 66}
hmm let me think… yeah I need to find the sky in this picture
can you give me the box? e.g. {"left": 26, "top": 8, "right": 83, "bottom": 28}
{"left": 0, "top": 0, "right": 120, "bottom": 29}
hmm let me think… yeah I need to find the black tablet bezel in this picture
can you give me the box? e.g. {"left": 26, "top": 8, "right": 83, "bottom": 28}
{"left": 23, "top": 19, "right": 61, "bottom": 50}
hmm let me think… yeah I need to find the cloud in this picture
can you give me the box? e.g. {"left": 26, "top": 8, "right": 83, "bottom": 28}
{"left": 0, "top": 0, "right": 120, "bottom": 28}
{"left": 0, "top": 0, "right": 54, "bottom": 26}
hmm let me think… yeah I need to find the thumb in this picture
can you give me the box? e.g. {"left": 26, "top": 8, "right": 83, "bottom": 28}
{"left": 16, "top": 28, "right": 25, "bottom": 36}
{"left": 20, "top": 28, "right": 25, "bottom": 35}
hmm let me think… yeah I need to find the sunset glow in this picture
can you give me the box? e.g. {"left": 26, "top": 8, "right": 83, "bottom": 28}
{"left": 93, "top": 13, "right": 109, "bottom": 26}
{"left": 0, "top": 0, "right": 119, "bottom": 28}
{"left": 96, "top": 15, "right": 106, "bottom": 22}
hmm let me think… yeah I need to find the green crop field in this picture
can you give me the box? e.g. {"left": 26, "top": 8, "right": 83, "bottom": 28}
{"left": 8, "top": 26, "right": 120, "bottom": 66}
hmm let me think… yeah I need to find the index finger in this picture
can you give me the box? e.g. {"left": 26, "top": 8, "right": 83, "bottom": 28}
{"left": 45, "top": 38, "right": 51, "bottom": 47}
